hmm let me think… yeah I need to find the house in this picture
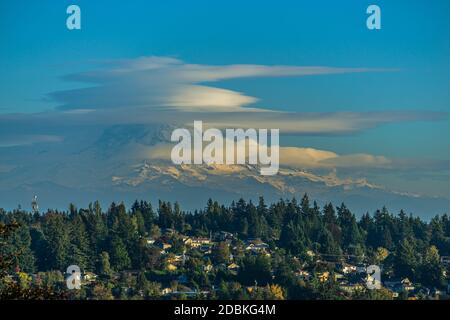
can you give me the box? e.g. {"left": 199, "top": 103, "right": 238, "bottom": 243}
{"left": 83, "top": 272, "right": 97, "bottom": 283}
{"left": 193, "top": 237, "right": 212, "bottom": 246}
{"left": 316, "top": 271, "right": 330, "bottom": 282}
{"left": 170, "top": 288, "right": 210, "bottom": 298}
{"left": 340, "top": 282, "right": 365, "bottom": 294}
{"left": 166, "top": 254, "right": 184, "bottom": 264}
{"left": 227, "top": 263, "right": 240, "bottom": 272}
{"left": 254, "top": 243, "right": 270, "bottom": 250}
{"left": 306, "top": 250, "right": 315, "bottom": 257}
{"left": 214, "top": 231, "right": 235, "bottom": 241}
{"left": 161, "top": 287, "right": 172, "bottom": 295}
{"left": 184, "top": 237, "right": 212, "bottom": 248}
{"left": 244, "top": 239, "right": 270, "bottom": 254}
{"left": 244, "top": 238, "right": 266, "bottom": 246}
{"left": 182, "top": 236, "right": 192, "bottom": 246}
{"left": 401, "top": 278, "right": 415, "bottom": 291}
{"left": 295, "top": 270, "right": 312, "bottom": 281}
{"left": 384, "top": 278, "right": 415, "bottom": 293}
{"left": 356, "top": 264, "right": 368, "bottom": 273}
{"left": 337, "top": 262, "right": 357, "bottom": 274}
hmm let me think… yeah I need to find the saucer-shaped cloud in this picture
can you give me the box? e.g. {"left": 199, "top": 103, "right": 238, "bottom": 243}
{"left": 50, "top": 56, "right": 387, "bottom": 112}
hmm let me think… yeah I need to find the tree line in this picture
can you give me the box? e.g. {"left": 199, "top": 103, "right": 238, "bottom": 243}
{"left": 0, "top": 194, "right": 449, "bottom": 299}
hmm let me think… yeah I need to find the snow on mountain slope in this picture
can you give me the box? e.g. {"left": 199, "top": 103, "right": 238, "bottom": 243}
{"left": 112, "top": 161, "right": 380, "bottom": 193}
{"left": 108, "top": 160, "right": 450, "bottom": 219}
{"left": 1, "top": 124, "right": 449, "bottom": 218}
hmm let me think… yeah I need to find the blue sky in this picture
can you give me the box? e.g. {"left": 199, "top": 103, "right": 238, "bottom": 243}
{"left": 0, "top": 0, "right": 449, "bottom": 198}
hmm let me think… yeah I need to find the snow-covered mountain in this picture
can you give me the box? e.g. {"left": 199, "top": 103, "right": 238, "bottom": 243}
{"left": 108, "top": 160, "right": 450, "bottom": 219}
{"left": 1, "top": 124, "right": 449, "bottom": 219}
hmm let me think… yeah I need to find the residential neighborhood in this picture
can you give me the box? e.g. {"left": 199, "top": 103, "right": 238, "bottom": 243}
{"left": 1, "top": 197, "right": 449, "bottom": 300}
{"left": 54, "top": 227, "right": 450, "bottom": 300}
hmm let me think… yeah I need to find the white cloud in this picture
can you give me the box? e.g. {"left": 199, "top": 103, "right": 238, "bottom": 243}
{"left": 201, "top": 111, "right": 443, "bottom": 134}
{"left": 51, "top": 56, "right": 390, "bottom": 112}
{"left": 320, "top": 154, "right": 391, "bottom": 168}
{"left": 46, "top": 56, "right": 443, "bottom": 137}
{"left": 164, "top": 85, "right": 258, "bottom": 110}
{"left": 279, "top": 147, "right": 337, "bottom": 168}
{"left": 146, "top": 139, "right": 391, "bottom": 170}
